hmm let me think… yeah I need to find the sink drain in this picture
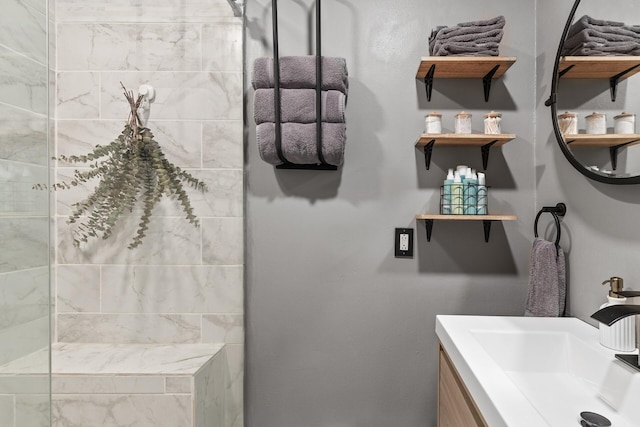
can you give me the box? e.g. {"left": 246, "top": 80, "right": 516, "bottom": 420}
{"left": 580, "top": 411, "right": 611, "bottom": 427}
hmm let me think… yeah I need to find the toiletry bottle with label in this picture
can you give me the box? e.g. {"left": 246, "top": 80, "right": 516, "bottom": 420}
{"left": 463, "top": 171, "right": 478, "bottom": 215}
{"left": 599, "top": 277, "right": 635, "bottom": 352}
{"left": 451, "top": 172, "right": 463, "bottom": 215}
{"left": 442, "top": 169, "right": 454, "bottom": 214}
{"left": 477, "top": 172, "right": 487, "bottom": 215}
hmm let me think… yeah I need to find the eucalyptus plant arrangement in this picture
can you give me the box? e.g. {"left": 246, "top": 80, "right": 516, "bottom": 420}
{"left": 49, "top": 84, "right": 207, "bottom": 249}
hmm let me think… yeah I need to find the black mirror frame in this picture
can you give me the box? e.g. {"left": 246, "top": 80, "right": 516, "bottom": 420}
{"left": 546, "top": 0, "right": 640, "bottom": 184}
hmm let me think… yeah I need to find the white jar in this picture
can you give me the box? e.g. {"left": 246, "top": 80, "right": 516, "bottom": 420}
{"left": 424, "top": 112, "right": 442, "bottom": 134}
{"left": 585, "top": 112, "right": 606, "bottom": 134}
{"left": 454, "top": 111, "right": 472, "bottom": 134}
{"left": 557, "top": 111, "right": 578, "bottom": 135}
{"left": 614, "top": 112, "right": 635, "bottom": 134}
{"left": 483, "top": 111, "right": 502, "bottom": 134}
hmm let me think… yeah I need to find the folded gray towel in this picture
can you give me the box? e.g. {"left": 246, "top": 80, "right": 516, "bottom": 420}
{"left": 252, "top": 56, "right": 349, "bottom": 94}
{"left": 436, "top": 25, "right": 504, "bottom": 42}
{"left": 567, "top": 41, "right": 640, "bottom": 56}
{"left": 256, "top": 122, "right": 346, "bottom": 166}
{"left": 525, "top": 238, "right": 566, "bottom": 317}
{"left": 429, "top": 16, "right": 505, "bottom": 56}
{"left": 563, "top": 28, "right": 640, "bottom": 52}
{"left": 567, "top": 15, "right": 626, "bottom": 40}
{"left": 253, "top": 89, "right": 345, "bottom": 125}
{"left": 435, "top": 43, "right": 500, "bottom": 57}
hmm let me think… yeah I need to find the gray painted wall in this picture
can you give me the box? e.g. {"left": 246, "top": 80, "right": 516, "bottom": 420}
{"left": 246, "top": 1, "right": 537, "bottom": 426}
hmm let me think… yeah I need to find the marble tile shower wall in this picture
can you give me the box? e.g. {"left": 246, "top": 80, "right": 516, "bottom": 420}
{"left": 54, "top": 3, "right": 243, "bottom": 423}
{"left": 0, "top": 0, "right": 50, "bottom": 367}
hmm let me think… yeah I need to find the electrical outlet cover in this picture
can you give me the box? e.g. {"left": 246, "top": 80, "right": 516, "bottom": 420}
{"left": 395, "top": 228, "right": 414, "bottom": 258}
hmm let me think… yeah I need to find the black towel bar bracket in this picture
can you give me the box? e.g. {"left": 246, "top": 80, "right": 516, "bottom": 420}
{"left": 270, "top": 0, "right": 337, "bottom": 171}
{"left": 534, "top": 202, "right": 566, "bottom": 256}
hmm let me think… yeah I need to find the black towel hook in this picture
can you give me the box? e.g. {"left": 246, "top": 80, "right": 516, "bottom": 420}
{"left": 534, "top": 203, "right": 567, "bottom": 255}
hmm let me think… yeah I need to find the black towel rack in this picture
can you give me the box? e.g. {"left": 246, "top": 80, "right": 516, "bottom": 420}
{"left": 534, "top": 202, "right": 566, "bottom": 256}
{"left": 271, "top": 0, "right": 337, "bottom": 171}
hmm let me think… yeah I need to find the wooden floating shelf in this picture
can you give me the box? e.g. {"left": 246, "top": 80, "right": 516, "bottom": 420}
{"left": 416, "top": 214, "right": 517, "bottom": 221}
{"left": 562, "top": 133, "right": 640, "bottom": 148}
{"left": 416, "top": 133, "right": 516, "bottom": 147}
{"left": 416, "top": 57, "right": 517, "bottom": 79}
{"left": 559, "top": 56, "right": 640, "bottom": 79}
{"left": 416, "top": 134, "right": 516, "bottom": 170}
{"left": 416, "top": 214, "right": 517, "bottom": 242}
{"left": 559, "top": 56, "right": 640, "bottom": 101}
{"left": 416, "top": 56, "right": 517, "bottom": 102}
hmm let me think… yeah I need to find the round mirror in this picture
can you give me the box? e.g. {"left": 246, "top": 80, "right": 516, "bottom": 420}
{"left": 548, "top": 0, "right": 640, "bottom": 184}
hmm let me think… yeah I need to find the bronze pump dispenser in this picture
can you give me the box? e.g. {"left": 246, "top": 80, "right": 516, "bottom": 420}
{"left": 602, "top": 276, "right": 624, "bottom": 298}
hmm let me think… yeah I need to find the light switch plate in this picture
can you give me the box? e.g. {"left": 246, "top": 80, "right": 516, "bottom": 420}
{"left": 395, "top": 228, "right": 414, "bottom": 258}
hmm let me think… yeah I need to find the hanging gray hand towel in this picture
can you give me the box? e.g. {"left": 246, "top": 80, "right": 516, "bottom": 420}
{"left": 252, "top": 56, "right": 349, "bottom": 94}
{"left": 256, "top": 122, "right": 346, "bottom": 166}
{"left": 525, "top": 238, "right": 566, "bottom": 317}
{"left": 253, "top": 89, "right": 346, "bottom": 124}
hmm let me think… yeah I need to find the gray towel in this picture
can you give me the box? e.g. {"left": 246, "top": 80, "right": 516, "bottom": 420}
{"left": 566, "top": 15, "right": 626, "bottom": 40}
{"left": 435, "top": 43, "right": 500, "bottom": 57}
{"left": 563, "top": 28, "right": 640, "bottom": 53}
{"left": 429, "top": 16, "right": 505, "bottom": 56}
{"left": 252, "top": 56, "right": 349, "bottom": 94}
{"left": 256, "top": 122, "right": 346, "bottom": 166}
{"left": 567, "top": 42, "right": 640, "bottom": 56}
{"left": 525, "top": 238, "right": 566, "bottom": 317}
{"left": 254, "top": 89, "right": 346, "bottom": 125}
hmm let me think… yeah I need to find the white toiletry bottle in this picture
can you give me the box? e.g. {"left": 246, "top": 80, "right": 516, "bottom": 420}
{"left": 599, "top": 277, "right": 636, "bottom": 352}
{"left": 451, "top": 172, "right": 463, "bottom": 215}
{"left": 477, "top": 172, "right": 487, "bottom": 215}
{"left": 442, "top": 169, "right": 454, "bottom": 214}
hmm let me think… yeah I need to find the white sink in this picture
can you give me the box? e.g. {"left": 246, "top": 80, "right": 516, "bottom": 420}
{"left": 436, "top": 315, "right": 640, "bottom": 427}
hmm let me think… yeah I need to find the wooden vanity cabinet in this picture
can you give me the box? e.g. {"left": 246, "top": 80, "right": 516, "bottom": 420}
{"left": 438, "top": 344, "right": 488, "bottom": 427}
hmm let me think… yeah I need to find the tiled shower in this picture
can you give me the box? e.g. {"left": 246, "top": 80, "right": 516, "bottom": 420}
{"left": 0, "top": 0, "right": 244, "bottom": 425}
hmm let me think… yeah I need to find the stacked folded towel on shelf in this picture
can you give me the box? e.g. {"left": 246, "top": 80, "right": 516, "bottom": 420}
{"left": 252, "top": 56, "right": 348, "bottom": 167}
{"left": 429, "top": 16, "right": 505, "bottom": 57}
{"left": 562, "top": 15, "right": 640, "bottom": 56}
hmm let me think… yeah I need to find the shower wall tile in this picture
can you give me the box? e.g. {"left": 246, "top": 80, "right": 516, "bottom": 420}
{"left": 0, "top": 395, "right": 14, "bottom": 427}
{"left": 56, "top": 216, "right": 202, "bottom": 266}
{"left": 100, "top": 72, "right": 243, "bottom": 120}
{"left": 56, "top": 265, "right": 100, "bottom": 313}
{"left": 202, "top": 314, "right": 243, "bottom": 344}
{"left": 53, "top": 376, "right": 165, "bottom": 394}
{"left": 0, "top": 162, "right": 49, "bottom": 216}
{"left": 57, "top": 24, "right": 201, "bottom": 71}
{"left": 194, "top": 354, "right": 225, "bottom": 427}
{"left": 101, "top": 266, "right": 243, "bottom": 314}
{"left": 56, "top": 72, "right": 100, "bottom": 119}
{"left": 52, "top": 394, "right": 192, "bottom": 427}
{"left": 165, "top": 376, "right": 192, "bottom": 394}
{"left": 0, "top": 316, "right": 49, "bottom": 368}
{"left": 203, "top": 121, "right": 243, "bottom": 169}
{"left": 0, "top": 46, "right": 47, "bottom": 114}
{"left": 202, "top": 22, "right": 243, "bottom": 72}
{"left": 224, "top": 344, "right": 243, "bottom": 427}
{"left": 0, "top": 0, "right": 47, "bottom": 64}
{"left": 0, "top": 267, "right": 49, "bottom": 330}
{"left": 0, "top": 104, "right": 48, "bottom": 166}
{"left": 15, "top": 394, "right": 50, "bottom": 427}
{"left": 57, "top": 0, "right": 236, "bottom": 22}
{"left": 0, "top": 218, "right": 49, "bottom": 273}
{"left": 202, "top": 217, "right": 244, "bottom": 265}
{"left": 57, "top": 314, "right": 201, "bottom": 344}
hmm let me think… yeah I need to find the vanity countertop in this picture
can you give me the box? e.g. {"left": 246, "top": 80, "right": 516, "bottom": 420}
{"left": 436, "top": 315, "right": 640, "bottom": 427}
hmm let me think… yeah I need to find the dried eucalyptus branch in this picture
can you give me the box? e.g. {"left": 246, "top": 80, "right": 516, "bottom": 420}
{"left": 51, "top": 83, "right": 207, "bottom": 249}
